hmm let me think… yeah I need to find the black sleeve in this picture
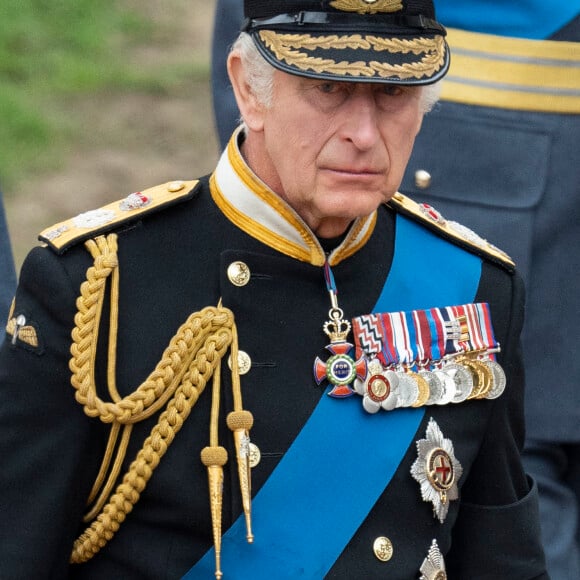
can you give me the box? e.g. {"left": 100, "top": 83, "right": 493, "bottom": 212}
{"left": 447, "top": 265, "right": 549, "bottom": 579}
{"left": 0, "top": 246, "right": 102, "bottom": 579}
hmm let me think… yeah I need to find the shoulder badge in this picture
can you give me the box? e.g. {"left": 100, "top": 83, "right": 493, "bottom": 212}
{"left": 5, "top": 300, "right": 42, "bottom": 352}
{"left": 39, "top": 180, "right": 200, "bottom": 254}
{"left": 387, "top": 192, "right": 515, "bottom": 271}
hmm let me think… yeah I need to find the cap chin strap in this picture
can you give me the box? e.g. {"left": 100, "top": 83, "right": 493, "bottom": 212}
{"left": 243, "top": 12, "right": 446, "bottom": 35}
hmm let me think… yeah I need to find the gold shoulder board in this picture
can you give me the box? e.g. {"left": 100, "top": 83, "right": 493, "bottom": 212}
{"left": 39, "top": 180, "right": 199, "bottom": 254}
{"left": 387, "top": 192, "right": 515, "bottom": 271}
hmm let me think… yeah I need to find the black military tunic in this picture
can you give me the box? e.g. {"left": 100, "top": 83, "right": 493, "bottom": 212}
{"left": 0, "top": 137, "right": 547, "bottom": 579}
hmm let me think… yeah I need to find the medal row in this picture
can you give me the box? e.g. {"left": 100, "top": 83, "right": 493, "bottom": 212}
{"left": 350, "top": 303, "right": 505, "bottom": 413}
{"left": 353, "top": 352, "right": 506, "bottom": 414}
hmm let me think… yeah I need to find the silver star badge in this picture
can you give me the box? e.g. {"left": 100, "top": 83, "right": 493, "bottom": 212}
{"left": 411, "top": 418, "right": 463, "bottom": 523}
{"left": 419, "top": 539, "right": 447, "bottom": 580}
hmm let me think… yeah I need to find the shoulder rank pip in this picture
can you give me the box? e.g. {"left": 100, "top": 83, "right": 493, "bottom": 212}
{"left": 38, "top": 180, "right": 200, "bottom": 254}
{"left": 387, "top": 192, "right": 515, "bottom": 272}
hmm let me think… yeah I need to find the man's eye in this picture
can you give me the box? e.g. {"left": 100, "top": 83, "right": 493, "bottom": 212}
{"left": 381, "top": 85, "right": 404, "bottom": 97}
{"left": 319, "top": 82, "right": 337, "bottom": 94}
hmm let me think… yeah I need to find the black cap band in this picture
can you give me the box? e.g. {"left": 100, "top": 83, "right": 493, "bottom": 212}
{"left": 243, "top": 11, "right": 446, "bottom": 36}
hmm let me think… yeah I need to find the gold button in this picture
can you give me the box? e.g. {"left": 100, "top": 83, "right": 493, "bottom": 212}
{"left": 167, "top": 180, "right": 185, "bottom": 192}
{"left": 373, "top": 536, "right": 393, "bottom": 562}
{"left": 414, "top": 169, "right": 432, "bottom": 189}
{"left": 228, "top": 350, "right": 252, "bottom": 375}
{"left": 227, "top": 261, "right": 251, "bottom": 287}
{"left": 248, "top": 442, "right": 261, "bottom": 468}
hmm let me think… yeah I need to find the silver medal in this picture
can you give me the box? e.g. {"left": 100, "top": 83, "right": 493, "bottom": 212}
{"left": 442, "top": 362, "right": 473, "bottom": 403}
{"left": 432, "top": 370, "right": 456, "bottom": 405}
{"left": 420, "top": 370, "right": 443, "bottom": 406}
{"left": 396, "top": 372, "right": 419, "bottom": 408}
{"left": 483, "top": 359, "right": 506, "bottom": 399}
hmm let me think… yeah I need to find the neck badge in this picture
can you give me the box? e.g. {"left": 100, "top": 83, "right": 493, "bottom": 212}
{"left": 313, "top": 261, "right": 366, "bottom": 397}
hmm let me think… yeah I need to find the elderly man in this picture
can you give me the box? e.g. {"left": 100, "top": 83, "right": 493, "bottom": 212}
{"left": 0, "top": 1, "right": 547, "bottom": 578}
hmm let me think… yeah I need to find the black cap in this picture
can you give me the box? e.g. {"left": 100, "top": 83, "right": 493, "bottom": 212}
{"left": 242, "top": 0, "right": 449, "bottom": 85}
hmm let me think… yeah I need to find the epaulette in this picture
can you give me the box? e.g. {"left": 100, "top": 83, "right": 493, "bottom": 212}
{"left": 387, "top": 192, "right": 515, "bottom": 272}
{"left": 38, "top": 179, "right": 200, "bottom": 254}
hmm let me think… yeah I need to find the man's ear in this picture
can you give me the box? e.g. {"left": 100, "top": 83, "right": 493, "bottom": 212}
{"left": 227, "top": 51, "right": 266, "bottom": 132}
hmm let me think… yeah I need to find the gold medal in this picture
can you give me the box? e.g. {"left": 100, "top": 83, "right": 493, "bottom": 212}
{"left": 410, "top": 371, "right": 430, "bottom": 408}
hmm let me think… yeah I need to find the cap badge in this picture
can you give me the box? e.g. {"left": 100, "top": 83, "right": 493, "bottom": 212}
{"left": 411, "top": 418, "right": 463, "bottom": 523}
{"left": 330, "top": 0, "right": 403, "bottom": 14}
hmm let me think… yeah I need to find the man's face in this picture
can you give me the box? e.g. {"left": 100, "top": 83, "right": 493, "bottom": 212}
{"left": 245, "top": 70, "right": 425, "bottom": 238}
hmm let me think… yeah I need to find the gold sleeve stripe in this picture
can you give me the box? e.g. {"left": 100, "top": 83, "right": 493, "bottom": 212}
{"left": 441, "top": 28, "right": 580, "bottom": 113}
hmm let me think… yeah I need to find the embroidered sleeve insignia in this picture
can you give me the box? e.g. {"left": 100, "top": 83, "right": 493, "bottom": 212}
{"left": 6, "top": 311, "right": 40, "bottom": 349}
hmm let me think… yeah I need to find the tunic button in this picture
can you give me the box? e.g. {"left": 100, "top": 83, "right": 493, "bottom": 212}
{"left": 248, "top": 442, "right": 261, "bottom": 468}
{"left": 227, "top": 261, "right": 251, "bottom": 287}
{"left": 373, "top": 536, "right": 393, "bottom": 562}
{"left": 414, "top": 169, "right": 432, "bottom": 189}
{"left": 228, "top": 350, "right": 252, "bottom": 375}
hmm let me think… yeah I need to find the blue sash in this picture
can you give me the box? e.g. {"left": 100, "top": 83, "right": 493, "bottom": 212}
{"left": 183, "top": 215, "right": 482, "bottom": 579}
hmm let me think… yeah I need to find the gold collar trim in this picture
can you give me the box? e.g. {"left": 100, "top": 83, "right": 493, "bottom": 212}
{"left": 210, "top": 129, "right": 376, "bottom": 267}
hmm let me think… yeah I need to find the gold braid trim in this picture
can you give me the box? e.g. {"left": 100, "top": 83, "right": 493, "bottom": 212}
{"left": 68, "top": 233, "right": 237, "bottom": 564}
{"left": 259, "top": 31, "right": 446, "bottom": 80}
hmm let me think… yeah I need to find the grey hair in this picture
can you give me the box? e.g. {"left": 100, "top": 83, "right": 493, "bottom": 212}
{"left": 231, "top": 31, "right": 441, "bottom": 114}
{"left": 231, "top": 32, "right": 275, "bottom": 108}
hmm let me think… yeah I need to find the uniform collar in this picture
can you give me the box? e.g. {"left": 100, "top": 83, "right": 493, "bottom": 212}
{"left": 210, "top": 128, "right": 377, "bottom": 267}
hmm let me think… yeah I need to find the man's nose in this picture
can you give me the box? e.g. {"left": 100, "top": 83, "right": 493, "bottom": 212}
{"left": 341, "top": 92, "right": 381, "bottom": 150}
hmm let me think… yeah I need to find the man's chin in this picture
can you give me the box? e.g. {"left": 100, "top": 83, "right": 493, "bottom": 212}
{"left": 318, "top": 193, "right": 386, "bottom": 218}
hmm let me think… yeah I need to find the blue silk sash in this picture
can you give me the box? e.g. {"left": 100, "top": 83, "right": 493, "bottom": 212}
{"left": 183, "top": 214, "right": 482, "bottom": 579}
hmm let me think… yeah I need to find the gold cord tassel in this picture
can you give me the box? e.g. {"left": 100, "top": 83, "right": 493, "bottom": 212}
{"left": 201, "top": 359, "right": 228, "bottom": 579}
{"left": 200, "top": 446, "right": 228, "bottom": 579}
{"left": 226, "top": 410, "right": 254, "bottom": 543}
{"left": 226, "top": 323, "right": 254, "bottom": 543}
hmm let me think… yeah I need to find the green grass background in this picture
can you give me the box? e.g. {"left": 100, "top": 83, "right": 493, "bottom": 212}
{"left": 0, "top": 0, "right": 208, "bottom": 191}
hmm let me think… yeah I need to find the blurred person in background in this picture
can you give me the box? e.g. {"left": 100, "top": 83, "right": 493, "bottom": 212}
{"left": 210, "top": 3, "right": 580, "bottom": 579}
{"left": 0, "top": 189, "right": 16, "bottom": 340}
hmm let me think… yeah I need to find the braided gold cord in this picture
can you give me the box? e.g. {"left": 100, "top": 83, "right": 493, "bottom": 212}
{"left": 68, "top": 233, "right": 237, "bottom": 563}
{"left": 70, "top": 235, "right": 229, "bottom": 425}
{"left": 71, "top": 326, "right": 233, "bottom": 563}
